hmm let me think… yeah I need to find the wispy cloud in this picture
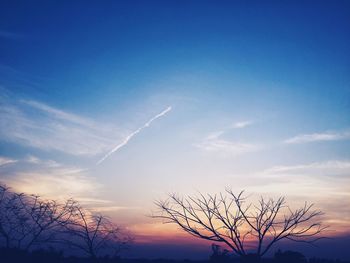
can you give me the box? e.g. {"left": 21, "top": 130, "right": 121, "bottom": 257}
{"left": 1, "top": 156, "right": 100, "bottom": 200}
{"left": 21, "top": 100, "right": 96, "bottom": 127}
{"left": 25, "top": 155, "right": 61, "bottom": 167}
{"left": 195, "top": 132, "right": 260, "bottom": 156}
{"left": 0, "top": 95, "right": 123, "bottom": 156}
{"left": 90, "top": 205, "right": 139, "bottom": 213}
{"left": 240, "top": 160, "right": 350, "bottom": 202}
{"left": 0, "top": 156, "right": 17, "bottom": 166}
{"left": 262, "top": 160, "right": 350, "bottom": 178}
{"left": 195, "top": 119, "right": 259, "bottom": 156}
{"left": 97, "top": 106, "right": 172, "bottom": 165}
{"left": 284, "top": 130, "right": 350, "bottom": 144}
{"left": 250, "top": 160, "right": 350, "bottom": 232}
{"left": 231, "top": 120, "right": 253, "bottom": 129}
{"left": 0, "top": 155, "right": 137, "bottom": 211}
{"left": 7, "top": 172, "right": 99, "bottom": 200}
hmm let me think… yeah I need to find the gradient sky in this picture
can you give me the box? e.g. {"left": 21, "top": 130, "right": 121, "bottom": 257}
{"left": 1, "top": 0, "right": 350, "bottom": 260}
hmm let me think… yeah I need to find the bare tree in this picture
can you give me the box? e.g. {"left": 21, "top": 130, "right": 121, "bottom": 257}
{"left": 62, "top": 205, "right": 130, "bottom": 259}
{"left": 0, "top": 184, "right": 13, "bottom": 248}
{"left": 0, "top": 183, "right": 131, "bottom": 258}
{"left": 15, "top": 193, "right": 77, "bottom": 250}
{"left": 0, "top": 183, "right": 76, "bottom": 250}
{"left": 154, "top": 190, "right": 326, "bottom": 259}
{"left": 0, "top": 185, "right": 37, "bottom": 249}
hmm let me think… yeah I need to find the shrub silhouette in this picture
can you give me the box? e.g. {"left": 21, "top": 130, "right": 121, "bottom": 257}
{"left": 274, "top": 249, "right": 307, "bottom": 263}
{"left": 209, "top": 244, "right": 231, "bottom": 262}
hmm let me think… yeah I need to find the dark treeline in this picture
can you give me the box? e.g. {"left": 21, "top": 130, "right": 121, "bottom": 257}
{"left": 208, "top": 245, "right": 349, "bottom": 263}
{"left": 0, "top": 246, "right": 350, "bottom": 263}
{"left": 1, "top": 183, "right": 349, "bottom": 263}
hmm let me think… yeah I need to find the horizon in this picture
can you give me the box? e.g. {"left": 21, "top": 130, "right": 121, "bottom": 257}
{"left": 0, "top": 0, "right": 349, "bottom": 261}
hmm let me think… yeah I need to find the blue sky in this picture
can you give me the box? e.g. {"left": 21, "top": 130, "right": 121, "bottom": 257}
{"left": 1, "top": 0, "right": 350, "bottom": 259}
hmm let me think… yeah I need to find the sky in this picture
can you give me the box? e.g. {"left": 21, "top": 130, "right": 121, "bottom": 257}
{"left": 0, "top": 0, "right": 350, "bottom": 260}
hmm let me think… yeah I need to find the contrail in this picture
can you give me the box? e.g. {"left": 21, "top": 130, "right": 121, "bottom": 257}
{"left": 96, "top": 106, "right": 172, "bottom": 165}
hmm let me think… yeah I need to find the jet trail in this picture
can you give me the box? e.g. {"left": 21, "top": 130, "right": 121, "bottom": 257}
{"left": 96, "top": 106, "right": 172, "bottom": 165}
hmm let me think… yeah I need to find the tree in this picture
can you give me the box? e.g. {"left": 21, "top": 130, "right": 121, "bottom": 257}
{"left": 154, "top": 190, "right": 326, "bottom": 260}
{"left": 0, "top": 184, "right": 13, "bottom": 248}
{"left": 210, "top": 244, "right": 230, "bottom": 262}
{"left": 62, "top": 204, "right": 130, "bottom": 259}
{"left": 15, "top": 193, "right": 77, "bottom": 250}
{"left": 0, "top": 183, "right": 76, "bottom": 250}
{"left": 0, "top": 183, "right": 131, "bottom": 259}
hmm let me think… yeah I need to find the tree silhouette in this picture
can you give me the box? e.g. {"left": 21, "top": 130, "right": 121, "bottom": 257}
{"left": 0, "top": 183, "right": 131, "bottom": 260}
{"left": 154, "top": 190, "right": 326, "bottom": 260}
{"left": 0, "top": 184, "right": 76, "bottom": 250}
{"left": 61, "top": 204, "right": 130, "bottom": 259}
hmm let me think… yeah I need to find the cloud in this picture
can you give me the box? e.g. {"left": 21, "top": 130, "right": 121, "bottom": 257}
{"left": 21, "top": 100, "right": 96, "bottom": 127}
{"left": 196, "top": 139, "right": 258, "bottom": 156}
{"left": 231, "top": 120, "right": 253, "bottom": 129}
{"left": 90, "top": 206, "right": 139, "bottom": 212}
{"left": 7, "top": 172, "right": 99, "bottom": 200}
{"left": 25, "top": 155, "right": 60, "bottom": 167}
{"left": 262, "top": 160, "right": 350, "bottom": 178}
{"left": 97, "top": 106, "right": 172, "bottom": 165}
{"left": 264, "top": 160, "right": 350, "bottom": 176}
{"left": 195, "top": 119, "right": 259, "bottom": 156}
{"left": 247, "top": 160, "right": 350, "bottom": 232}
{"left": 242, "top": 160, "right": 350, "bottom": 198}
{"left": 284, "top": 131, "right": 350, "bottom": 144}
{"left": 195, "top": 132, "right": 260, "bottom": 156}
{"left": 0, "top": 156, "right": 17, "bottom": 166}
{"left": 0, "top": 95, "right": 124, "bottom": 156}
{"left": 0, "top": 156, "right": 101, "bottom": 201}
{"left": 0, "top": 155, "right": 135, "bottom": 211}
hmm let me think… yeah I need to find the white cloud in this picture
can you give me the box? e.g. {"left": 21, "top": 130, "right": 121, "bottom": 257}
{"left": 246, "top": 160, "right": 350, "bottom": 195}
{"left": 284, "top": 131, "right": 350, "bottom": 144}
{"left": 0, "top": 97, "right": 124, "bottom": 156}
{"left": 197, "top": 139, "right": 258, "bottom": 155}
{"left": 0, "top": 155, "right": 118, "bottom": 211}
{"left": 1, "top": 156, "right": 100, "bottom": 200}
{"left": 7, "top": 172, "right": 99, "bottom": 199}
{"left": 24, "top": 155, "right": 60, "bottom": 167}
{"left": 0, "top": 156, "right": 17, "bottom": 166}
{"left": 231, "top": 120, "right": 253, "bottom": 129}
{"left": 262, "top": 160, "right": 350, "bottom": 178}
{"left": 21, "top": 100, "right": 96, "bottom": 127}
{"left": 90, "top": 206, "right": 139, "bottom": 212}
{"left": 205, "top": 131, "right": 225, "bottom": 140}
{"left": 25, "top": 155, "right": 41, "bottom": 164}
{"left": 195, "top": 119, "right": 259, "bottom": 156}
{"left": 196, "top": 132, "right": 259, "bottom": 156}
